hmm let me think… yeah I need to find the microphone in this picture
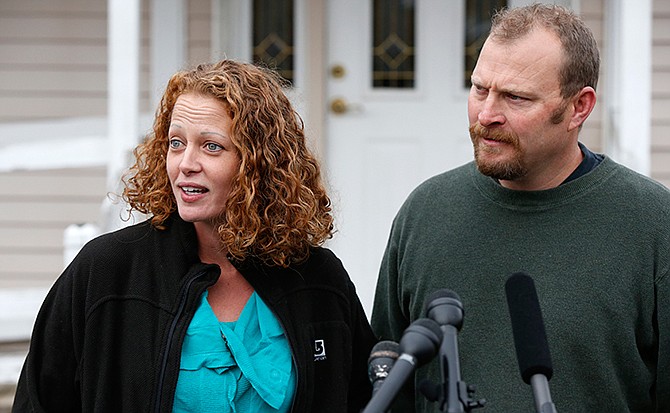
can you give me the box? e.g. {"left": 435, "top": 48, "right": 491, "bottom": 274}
{"left": 425, "top": 289, "right": 464, "bottom": 330}
{"left": 368, "top": 340, "right": 400, "bottom": 396}
{"left": 424, "top": 289, "right": 485, "bottom": 412}
{"left": 505, "top": 272, "right": 557, "bottom": 413}
{"left": 362, "top": 318, "right": 443, "bottom": 413}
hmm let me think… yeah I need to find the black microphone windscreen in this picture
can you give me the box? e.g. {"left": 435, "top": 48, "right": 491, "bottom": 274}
{"left": 424, "top": 288, "right": 464, "bottom": 330}
{"left": 505, "top": 272, "right": 553, "bottom": 384}
{"left": 368, "top": 340, "right": 400, "bottom": 364}
{"left": 399, "top": 318, "right": 443, "bottom": 366}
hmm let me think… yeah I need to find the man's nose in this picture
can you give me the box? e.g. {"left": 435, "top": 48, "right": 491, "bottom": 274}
{"left": 477, "top": 95, "right": 506, "bottom": 127}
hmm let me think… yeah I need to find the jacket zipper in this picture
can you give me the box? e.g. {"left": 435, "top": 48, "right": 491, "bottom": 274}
{"left": 153, "top": 269, "right": 207, "bottom": 413}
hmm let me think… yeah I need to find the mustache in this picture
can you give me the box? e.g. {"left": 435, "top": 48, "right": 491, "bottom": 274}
{"left": 469, "top": 123, "right": 518, "bottom": 145}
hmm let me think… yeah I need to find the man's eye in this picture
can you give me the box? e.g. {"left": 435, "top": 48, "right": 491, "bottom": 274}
{"left": 472, "top": 85, "right": 489, "bottom": 97}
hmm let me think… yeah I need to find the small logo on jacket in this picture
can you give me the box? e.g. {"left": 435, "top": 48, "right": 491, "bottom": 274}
{"left": 313, "top": 339, "right": 327, "bottom": 361}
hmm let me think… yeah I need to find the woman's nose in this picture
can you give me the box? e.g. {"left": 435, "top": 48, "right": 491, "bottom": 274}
{"left": 179, "top": 147, "right": 201, "bottom": 174}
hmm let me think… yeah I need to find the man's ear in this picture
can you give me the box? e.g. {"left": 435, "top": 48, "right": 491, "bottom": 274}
{"left": 568, "top": 86, "right": 597, "bottom": 132}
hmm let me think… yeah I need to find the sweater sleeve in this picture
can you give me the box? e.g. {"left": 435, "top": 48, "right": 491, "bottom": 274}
{"left": 656, "top": 269, "right": 670, "bottom": 412}
{"left": 370, "top": 226, "right": 408, "bottom": 341}
{"left": 345, "top": 278, "right": 377, "bottom": 413}
{"left": 12, "top": 265, "right": 83, "bottom": 412}
{"left": 370, "top": 219, "right": 416, "bottom": 412}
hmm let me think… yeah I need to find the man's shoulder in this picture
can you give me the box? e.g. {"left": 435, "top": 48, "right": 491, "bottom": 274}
{"left": 605, "top": 158, "right": 670, "bottom": 201}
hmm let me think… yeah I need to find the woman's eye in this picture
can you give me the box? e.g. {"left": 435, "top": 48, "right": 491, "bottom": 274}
{"left": 206, "top": 142, "right": 223, "bottom": 151}
{"left": 168, "top": 138, "right": 183, "bottom": 149}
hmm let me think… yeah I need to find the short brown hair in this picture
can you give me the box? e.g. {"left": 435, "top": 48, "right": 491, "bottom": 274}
{"left": 123, "top": 60, "right": 333, "bottom": 267}
{"left": 489, "top": 4, "right": 600, "bottom": 98}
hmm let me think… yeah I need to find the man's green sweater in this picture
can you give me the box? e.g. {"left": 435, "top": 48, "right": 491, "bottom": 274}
{"left": 371, "top": 156, "right": 670, "bottom": 412}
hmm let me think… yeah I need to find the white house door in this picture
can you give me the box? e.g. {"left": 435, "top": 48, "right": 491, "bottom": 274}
{"left": 324, "top": 0, "right": 473, "bottom": 315}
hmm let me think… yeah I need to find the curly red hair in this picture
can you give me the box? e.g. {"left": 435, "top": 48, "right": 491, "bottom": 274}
{"left": 123, "top": 60, "right": 333, "bottom": 267}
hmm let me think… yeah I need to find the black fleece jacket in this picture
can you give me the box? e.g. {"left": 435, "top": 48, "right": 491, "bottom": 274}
{"left": 13, "top": 214, "right": 376, "bottom": 412}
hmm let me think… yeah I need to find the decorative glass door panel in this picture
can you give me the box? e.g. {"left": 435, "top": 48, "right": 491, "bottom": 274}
{"left": 372, "top": 0, "right": 415, "bottom": 88}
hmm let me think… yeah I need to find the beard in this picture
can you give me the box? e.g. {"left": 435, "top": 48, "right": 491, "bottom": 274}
{"left": 469, "top": 123, "right": 527, "bottom": 181}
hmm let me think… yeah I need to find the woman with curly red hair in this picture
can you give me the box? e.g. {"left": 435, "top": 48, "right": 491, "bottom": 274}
{"left": 14, "top": 60, "right": 376, "bottom": 413}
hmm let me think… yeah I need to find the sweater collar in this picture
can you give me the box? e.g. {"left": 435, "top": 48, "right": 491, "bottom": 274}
{"left": 470, "top": 155, "right": 618, "bottom": 210}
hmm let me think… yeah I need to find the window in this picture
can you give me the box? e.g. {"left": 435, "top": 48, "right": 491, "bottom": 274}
{"left": 252, "top": 0, "right": 295, "bottom": 83}
{"left": 372, "top": 0, "right": 416, "bottom": 88}
{"left": 464, "top": 0, "right": 507, "bottom": 87}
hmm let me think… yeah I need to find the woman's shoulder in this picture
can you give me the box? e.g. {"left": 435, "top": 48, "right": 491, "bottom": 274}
{"left": 244, "top": 247, "right": 352, "bottom": 293}
{"left": 297, "top": 247, "right": 347, "bottom": 278}
{"left": 61, "top": 215, "right": 202, "bottom": 295}
{"left": 80, "top": 218, "right": 158, "bottom": 257}
{"left": 74, "top": 214, "right": 197, "bottom": 270}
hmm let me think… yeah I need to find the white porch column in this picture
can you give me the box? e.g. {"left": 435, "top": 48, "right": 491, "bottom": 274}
{"left": 603, "top": 0, "right": 652, "bottom": 175}
{"left": 211, "top": 0, "right": 253, "bottom": 61}
{"left": 151, "top": 0, "right": 187, "bottom": 110}
{"left": 106, "top": 0, "right": 141, "bottom": 231}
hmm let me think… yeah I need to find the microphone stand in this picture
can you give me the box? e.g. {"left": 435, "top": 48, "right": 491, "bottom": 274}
{"left": 421, "top": 289, "right": 485, "bottom": 413}
{"left": 436, "top": 325, "right": 485, "bottom": 413}
{"left": 530, "top": 375, "right": 558, "bottom": 413}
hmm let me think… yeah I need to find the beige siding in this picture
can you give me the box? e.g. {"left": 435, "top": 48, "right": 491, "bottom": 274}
{"left": 187, "top": 0, "right": 212, "bottom": 65}
{"left": 579, "top": 0, "right": 604, "bottom": 153}
{"left": 0, "top": 0, "right": 153, "bottom": 123}
{"left": 0, "top": 1, "right": 108, "bottom": 122}
{"left": 579, "top": 0, "right": 669, "bottom": 189}
{"left": 0, "top": 0, "right": 211, "bottom": 289}
{"left": 0, "top": 167, "right": 107, "bottom": 287}
{"left": 652, "top": 0, "right": 670, "bottom": 188}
